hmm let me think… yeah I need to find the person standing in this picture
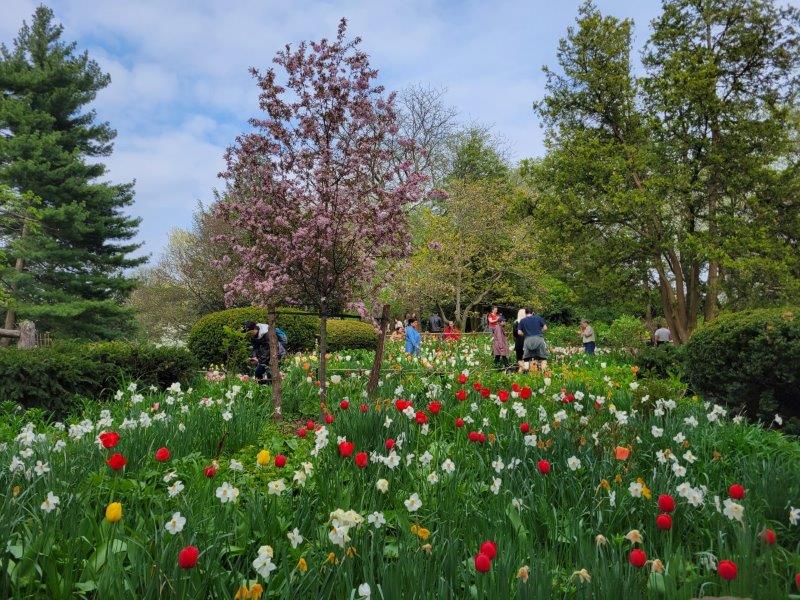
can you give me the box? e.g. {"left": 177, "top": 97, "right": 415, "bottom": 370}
{"left": 443, "top": 320, "right": 461, "bottom": 342}
{"left": 512, "top": 308, "right": 526, "bottom": 369}
{"left": 517, "top": 308, "right": 548, "bottom": 371}
{"left": 490, "top": 317, "right": 510, "bottom": 369}
{"left": 405, "top": 319, "right": 422, "bottom": 355}
{"left": 579, "top": 319, "right": 596, "bottom": 355}
{"left": 428, "top": 313, "right": 443, "bottom": 338}
{"left": 653, "top": 323, "right": 672, "bottom": 346}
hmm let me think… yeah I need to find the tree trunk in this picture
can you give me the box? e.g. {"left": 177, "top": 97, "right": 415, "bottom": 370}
{"left": 266, "top": 309, "right": 282, "bottom": 420}
{"left": 318, "top": 300, "right": 328, "bottom": 408}
{"left": 367, "top": 304, "right": 390, "bottom": 398}
{"left": 0, "top": 238, "right": 25, "bottom": 348}
{"left": 705, "top": 261, "right": 720, "bottom": 321}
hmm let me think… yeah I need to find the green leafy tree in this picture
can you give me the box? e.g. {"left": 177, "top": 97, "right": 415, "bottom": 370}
{"left": 531, "top": 1, "right": 800, "bottom": 343}
{"left": 0, "top": 6, "right": 143, "bottom": 340}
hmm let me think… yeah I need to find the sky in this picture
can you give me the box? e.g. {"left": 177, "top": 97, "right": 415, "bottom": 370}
{"left": 2, "top": 0, "right": 672, "bottom": 262}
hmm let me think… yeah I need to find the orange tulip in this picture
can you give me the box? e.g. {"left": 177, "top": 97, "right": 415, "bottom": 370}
{"left": 614, "top": 446, "right": 631, "bottom": 460}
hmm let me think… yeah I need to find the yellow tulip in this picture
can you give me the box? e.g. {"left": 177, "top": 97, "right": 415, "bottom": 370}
{"left": 105, "top": 501, "right": 123, "bottom": 523}
{"left": 256, "top": 450, "right": 270, "bottom": 467}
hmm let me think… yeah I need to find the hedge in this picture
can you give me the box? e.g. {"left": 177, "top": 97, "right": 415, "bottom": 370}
{"left": 684, "top": 307, "right": 800, "bottom": 431}
{"left": 0, "top": 342, "right": 197, "bottom": 414}
{"left": 187, "top": 307, "right": 377, "bottom": 368}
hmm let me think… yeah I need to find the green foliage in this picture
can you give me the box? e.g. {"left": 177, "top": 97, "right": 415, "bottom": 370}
{"left": 187, "top": 307, "right": 377, "bottom": 368}
{"left": 0, "top": 342, "right": 196, "bottom": 413}
{"left": 636, "top": 344, "right": 685, "bottom": 379}
{"left": 604, "top": 315, "right": 648, "bottom": 355}
{"left": 0, "top": 6, "right": 143, "bottom": 340}
{"left": 684, "top": 307, "right": 800, "bottom": 431}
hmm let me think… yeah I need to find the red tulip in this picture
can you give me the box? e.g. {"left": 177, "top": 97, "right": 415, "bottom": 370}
{"left": 468, "top": 431, "right": 480, "bottom": 442}
{"left": 760, "top": 528, "right": 776, "bottom": 545}
{"left": 427, "top": 401, "right": 442, "bottom": 415}
{"left": 395, "top": 399, "right": 411, "bottom": 411}
{"left": 498, "top": 390, "right": 509, "bottom": 402}
{"left": 385, "top": 438, "right": 395, "bottom": 450}
{"left": 628, "top": 549, "right": 647, "bottom": 568}
{"left": 154, "top": 447, "right": 171, "bottom": 462}
{"left": 338, "top": 441, "right": 355, "bottom": 457}
{"left": 455, "top": 389, "right": 467, "bottom": 402}
{"left": 106, "top": 453, "right": 127, "bottom": 471}
{"left": 795, "top": 572, "right": 800, "bottom": 589}
{"left": 478, "top": 432, "right": 486, "bottom": 443}
{"left": 563, "top": 393, "right": 574, "bottom": 403}
{"left": 178, "top": 545, "right": 199, "bottom": 569}
{"left": 275, "top": 454, "right": 287, "bottom": 468}
{"left": 297, "top": 428, "right": 307, "bottom": 438}
{"left": 474, "top": 552, "right": 491, "bottom": 573}
{"left": 657, "top": 494, "right": 675, "bottom": 513}
{"left": 728, "top": 483, "right": 745, "bottom": 500}
{"left": 355, "top": 451, "right": 368, "bottom": 469}
{"left": 415, "top": 410, "right": 429, "bottom": 424}
{"left": 519, "top": 422, "right": 530, "bottom": 434}
{"left": 479, "top": 541, "right": 497, "bottom": 560}
{"left": 458, "top": 373, "right": 468, "bottom": 384}
{"left": 472, "top": 382, "right": 482, "bottom": 391}
{"left": 324, "top": 413, "right": 334, "bottom": 424}
{"left": 537, "top": 459, "right": 551, "bottom": 475}
{"left": 455, "top": 417, "right": 465, "bottom": 428}
{"left": 99, "top": 432, "right": 120, "bottom": 449}
{"left": 656, "top": 513, "right": 672, "bottom": 530}
{"left": 520, "top": 387, "right": 532, "bottom": 400}
{"left": 480, "top": 387, "right": 491, "bottom": 398}
{"left": 718, "top": 559, "right": 737, "bottom": 581}
{"left": 359, "top": 403, "right": 368, "bottom": 413}
{"left": 306, "top": 420, "right": 315, "bottom": 430}
{"left": 511, "top": 383, "right": 520, "bottom": 393}
{"left": 339, "top": 400, "right": 349, "bottom": 410}
{"left": 204, "top": 464, "right": 217, "bottom": 478}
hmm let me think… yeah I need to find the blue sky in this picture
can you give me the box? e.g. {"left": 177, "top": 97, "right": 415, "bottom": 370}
{"left": 2, "top": 1, "right": 681, "bottom": 260}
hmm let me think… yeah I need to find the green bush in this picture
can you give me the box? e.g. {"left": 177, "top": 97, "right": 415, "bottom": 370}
{"left": 605, "top": 315, "right": 648, "bottom": 355}
{"left": 0, "top": 342, "right": 197, "bottom": 414}
{"left": 326, "top": 319, "right": 379, "bottom": 352}
{"left": 684, "top": 307, "right": 800, "bottom": 431}
{"left": 636, "top": 344, "right": 685, "bottom": 379}
{"left": 187, "top": 307, "right": 377, "bottom": 368}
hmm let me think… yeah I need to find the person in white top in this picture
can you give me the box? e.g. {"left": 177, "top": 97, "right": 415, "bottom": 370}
{"left": 579, "top": 319, "right": 596, "bottom": 355}
{"left": 653, "top": 324, "right": 672, "bottom": 346}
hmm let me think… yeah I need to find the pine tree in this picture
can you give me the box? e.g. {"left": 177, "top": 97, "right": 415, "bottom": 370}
{"left": 0, "top": 5, "right": 144, "bottom": 340}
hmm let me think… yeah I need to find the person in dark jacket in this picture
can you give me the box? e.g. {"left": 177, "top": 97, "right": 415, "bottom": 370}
{"left": 243, "top": 321, "right": 286, "bottom": 383}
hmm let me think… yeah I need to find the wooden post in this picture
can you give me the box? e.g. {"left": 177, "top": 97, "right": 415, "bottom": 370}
{"left": 266, "top": 310, "right": 282, "bottom": 421}
{"left": 367, "top": 304, "right": 391, "bottom": 398}
{"left": 0, "top": 320, "right": 37, "bottom": 348}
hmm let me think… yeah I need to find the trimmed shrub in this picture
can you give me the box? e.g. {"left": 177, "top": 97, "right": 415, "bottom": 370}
{"left": 684, "top": 307, "right": 800, "bottom": 431}
{"left": 327, "top": 319, "right": 379, "bottom": 352}
{"left": 636, "top": 344, "right": 685, "bottom": 379}
{"left": 0, "top": 342, "right": 197, "bottom": 414}
{"left": 187, "top": 307, "right": 377, "bottom": 368}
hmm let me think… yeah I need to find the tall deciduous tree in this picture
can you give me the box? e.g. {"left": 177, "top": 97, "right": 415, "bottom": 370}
{"left": 0, "top": 6, "right": 143, "bottom": 340}
{"left": 217, "top": 19, "right": 425, "bottom": 406}
{"left": 532, "top": 0, "right": 800, "bottom": 343}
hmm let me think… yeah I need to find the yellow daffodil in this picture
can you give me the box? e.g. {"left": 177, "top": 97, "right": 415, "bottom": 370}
{"left": 297, "top": 557, "right": 308, "bottom": 572}
{"left": 105, "top": 501, "right": 122, "bottom": 523}
{"left": 595, "top": 534, "right": 608, "bottom": 546}
{"left": 599, "top": 479, "right": 610, "bottom": 491}
{"left": 256, "top": 450, "right": 270, "bottom": 467}
{"left": 417, "top": 527, "right": 430, "bottom": 540}
{"left": 234, "top": 586, "right": 249, "bottom": 600}
{"left": 345, "top": 546, "right": 357, "bottom": 558}
{"left": 420, "top": 544, "right": 432, "bottom": 554}
{"left": 325, "top": 552, "right": 338, "bottom": 565}
{"left": 12, "top": 485, "right": 21, "bottom": 497}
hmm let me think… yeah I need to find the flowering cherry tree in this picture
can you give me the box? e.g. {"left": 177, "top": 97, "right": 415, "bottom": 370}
{"left": 216, "top": 19, "right": 425, "bottom": 404}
